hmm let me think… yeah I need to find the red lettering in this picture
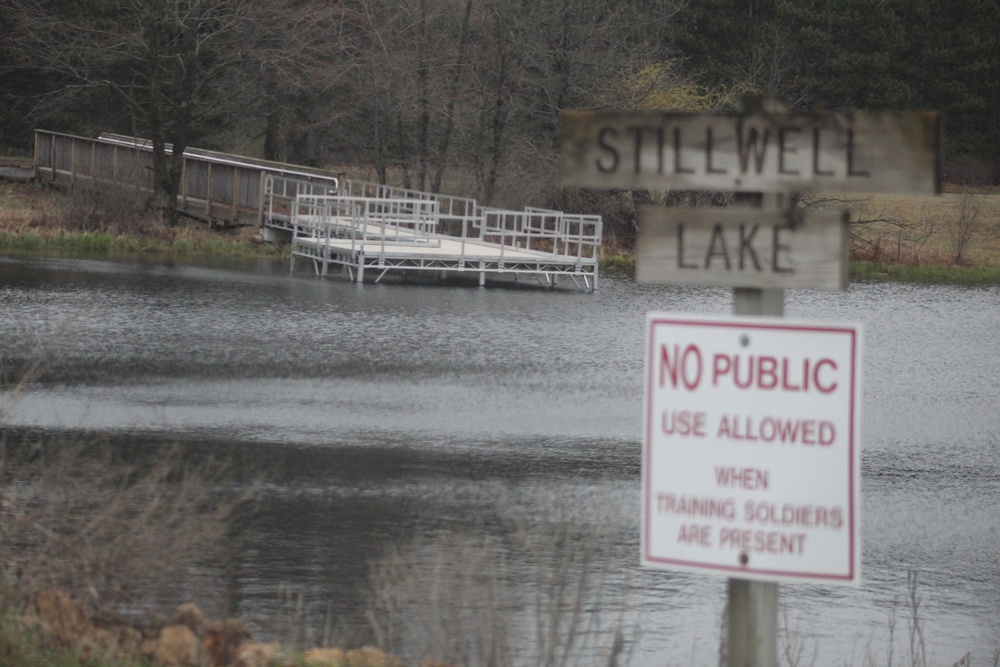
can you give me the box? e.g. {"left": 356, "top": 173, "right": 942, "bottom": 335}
{"left": 662, "top": 410, "right": 707, "bottom": 437}
{"left": 712, "top": 354, "right": 731, "bottom": 385}
{"left": 715, "top": 466, "right": 770, "bottom": 490}
{"left": 781, "top": 357, "right": 802, "bottom": 391}
{"left": 801, "top": 419, "right": 817, "bottom": 444}
{"left": 820, "top": 420, "right": 835, "bottom": 445}
{"left": 718, "top": 527, "right": 807, "bottom": 555}
{"left": 678, "top": 523, "right": 712, "bottom": 547}
{"left": 758, "top": 356, "right": 778, "bottom": 389}
{"left": 717, "top": 416, "right": 838, "bottom": 446}
{"left": 743, "top": 501, "right": 845, "bottom": 530}
{"left": 660, "top": 343, "right": 703, "bottom": 390}
{"left": 710, "top": 354, "right": 838, "bottom": 394}
{"left": 769, "top": 417, "right": 799, "bottom": 443}
{"left": 814, "top": 358, "right": 838, "bottom": 393}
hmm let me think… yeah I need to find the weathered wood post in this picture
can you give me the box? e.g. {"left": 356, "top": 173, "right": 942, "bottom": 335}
{"left": 726, "top": 578, "right": 778, "bottom": 666}
{"left": 32, "top": 130, "right": 40, "bottom": 181}
{"left": 727, "top": 184, "right": 783, "bottom": 667}
{"left": 725, "top": 99, "right": 785, "bottom": 667}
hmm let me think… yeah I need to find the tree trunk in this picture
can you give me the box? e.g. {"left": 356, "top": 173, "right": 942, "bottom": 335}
{"left": 264, "top": 106, "right": 287, "bottom": 162}
{"left": 147, "top": 52, "right": 178, "bottom": 227}
{"left": 415, "top": 0, "right": 430, "bottom": 192}
{"left": 430, "top": 0, "right": 474, "bottom": 194}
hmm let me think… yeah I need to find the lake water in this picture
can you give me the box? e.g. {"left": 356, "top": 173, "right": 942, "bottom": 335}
{"left": 1, "top": 253, "right": 998, "bottom": 666}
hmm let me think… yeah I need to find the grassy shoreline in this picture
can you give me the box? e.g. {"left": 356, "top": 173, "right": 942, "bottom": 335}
{"left": 850, "top": 260, "right": 1000, "bottom": 284}
{"left": 2, "top": 180, "right": 998, "bottom": 283}
{"left": 0, "top": 228, "right": 288, "bottom": 258}
{"left": 0, "top": 179, "right": 286, "bottom": 259}
{"left": 4, "top": 231, "right": 999, "bottom": 285}
{"left": 7, "top": 225, "right": 1000, "bottom": 285}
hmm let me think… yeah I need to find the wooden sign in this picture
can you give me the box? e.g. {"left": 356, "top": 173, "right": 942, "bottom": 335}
{"left": 560, "top": 110, "right": 940, "bottom": 194}
{"left": 636, "top": 207, "right": 849, "bottom": 291}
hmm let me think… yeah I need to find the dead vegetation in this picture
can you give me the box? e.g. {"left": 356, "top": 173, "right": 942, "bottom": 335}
{"left": 804, "top": 187, "right": 1000, "bottom": 268}
{"left": 0, "top": 177, "right": 157, "bottom": 235}
{"left": 0, "top": 346, "right": 253, "bottom": 631}
{"left": 3, "top": 176, "right": 998, "bottom": 269}
{"left": 366, "top": 489, "right": 634, "bottom": 667}
{"left": 5, "top": 589, "right": 414, "bottom": 667}
{"left": 0, "top": 435, "right": 249, "bottom": 612}
{"left": 0, "top": 179, "right": 263, "bottom": 247}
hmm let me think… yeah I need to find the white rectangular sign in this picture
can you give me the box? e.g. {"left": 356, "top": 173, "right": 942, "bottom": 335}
{"left": 642, "top": 314, "right": 862, "bottom": 584}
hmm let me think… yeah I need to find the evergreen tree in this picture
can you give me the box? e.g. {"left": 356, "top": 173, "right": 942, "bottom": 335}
{"left": 673, "top": 0, "right": 780, "bottom": 90}
{"left": 776, "top": 0, "right": 911, "bottom": 109}
{"left": 899, "top": 0, "right": 1000, "bottom": 181}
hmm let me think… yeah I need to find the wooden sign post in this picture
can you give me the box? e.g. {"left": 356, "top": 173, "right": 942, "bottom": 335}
{"left": 560, "top": 99, "right": 939, "bottom": 667}
{"left": 730, "top": 191, "right": 784, "bottom": 667}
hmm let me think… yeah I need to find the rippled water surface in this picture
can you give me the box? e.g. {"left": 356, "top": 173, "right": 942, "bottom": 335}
{"left": 1, "top": 253, "right": 998, "bottom": 665}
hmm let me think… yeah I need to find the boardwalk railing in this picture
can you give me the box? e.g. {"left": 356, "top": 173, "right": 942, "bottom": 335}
{"left": 289, "top": 193, "right": 602, "bottom": 288}
{"left": 34, "top": 130, "right": 154, "bottom": 192}
{"left": 264, "top": 174, "right": 341, "bottom": 228}
{"left": 35, "top": 130, "right": 341, "bottom": 226}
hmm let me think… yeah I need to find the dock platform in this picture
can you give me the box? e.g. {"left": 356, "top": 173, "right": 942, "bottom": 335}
{"left": 266, "top": 178, "right": 602, "bottom": 289}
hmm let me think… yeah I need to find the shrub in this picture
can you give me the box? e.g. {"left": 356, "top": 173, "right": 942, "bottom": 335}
{"left": 0, "top": 434, "right": 250, "bottom": 615}
{"left": 366, "top": 488, "right": 635, "bottom": 667}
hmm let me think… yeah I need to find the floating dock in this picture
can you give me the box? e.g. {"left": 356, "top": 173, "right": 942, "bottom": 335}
{"left": 265, "top": 180, "right": 601, "bottom": 289}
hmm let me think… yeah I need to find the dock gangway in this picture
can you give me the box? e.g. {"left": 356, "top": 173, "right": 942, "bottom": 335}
{"left": 32, "top": 130, "right": 602, "bottom": 289}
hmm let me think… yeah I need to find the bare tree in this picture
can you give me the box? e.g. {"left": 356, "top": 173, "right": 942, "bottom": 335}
{"left": 458, "top": 0, "right": 686, "bottom": 206}
{"left": 248, "top": 1, "right": 368, "bottom": 166}
{"left": 468, "top": 0, "right": 520, "bottom": 205}
{"left": 340, "top": 0, "right": 684, "bottom": 206}
{"left": 951, "top": 191, "right": 984, "bottom": 265}
{"left": 352, "top": 0, "right": 477, "bottom": 189}
{"left": 7, "top": 0, "right": 273, "bottom": 226}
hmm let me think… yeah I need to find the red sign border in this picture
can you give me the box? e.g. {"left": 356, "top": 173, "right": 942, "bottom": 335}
{"left": 642, "top": 314, "right": 861, "bottom": 583}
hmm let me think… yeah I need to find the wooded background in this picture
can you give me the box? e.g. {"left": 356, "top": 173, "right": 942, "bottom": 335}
{"left": 2, "top": 0, "right": 997, "bottom": 232}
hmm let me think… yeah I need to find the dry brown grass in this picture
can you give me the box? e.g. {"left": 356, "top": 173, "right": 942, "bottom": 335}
{"left": 0, "top": 434, "right": 251, "bottom": 611}
{"left": 0, "top": 180, "right": 66, "bottom": 231}
{"left": 0, "top": 179, "right": 161, "bottom": 235}
{"left": 807, "top": 186, "right": 1000, "bottom": 267}
{"left": 367, "top": 488, "right": 634, "bottom": 667}
{"left": 4, "top": 176, "right": 999, "bottom": 268}
{"left": 0, "top": 180, "right": 264, "bottom": 248}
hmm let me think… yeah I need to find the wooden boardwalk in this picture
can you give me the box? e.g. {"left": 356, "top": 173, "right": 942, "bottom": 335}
{"left": 31, "top": 130, "right": 602, "bottom": 289}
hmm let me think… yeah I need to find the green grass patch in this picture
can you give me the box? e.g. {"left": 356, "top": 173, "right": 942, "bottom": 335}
{"left": 589, "top": 253, "right": 1000, "bottom": 285}
{"left": 0, "top": 614, "right": 92, "bottom": 667}
{"left": 850, "top": 261, "right": 1000, "bottom": 284}
{"left": 0, "top": 229, "right": 285, "bottom": 258}
{"left": 599, "top": 252, "right": 635, "bottom": 272}
{"left": 0, "top": 231, "right": 48, "bottom": 250}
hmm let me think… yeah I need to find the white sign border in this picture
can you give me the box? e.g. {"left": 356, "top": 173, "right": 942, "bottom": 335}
{"left": 641, "top": 312, "right": 862, "bottom": 585}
